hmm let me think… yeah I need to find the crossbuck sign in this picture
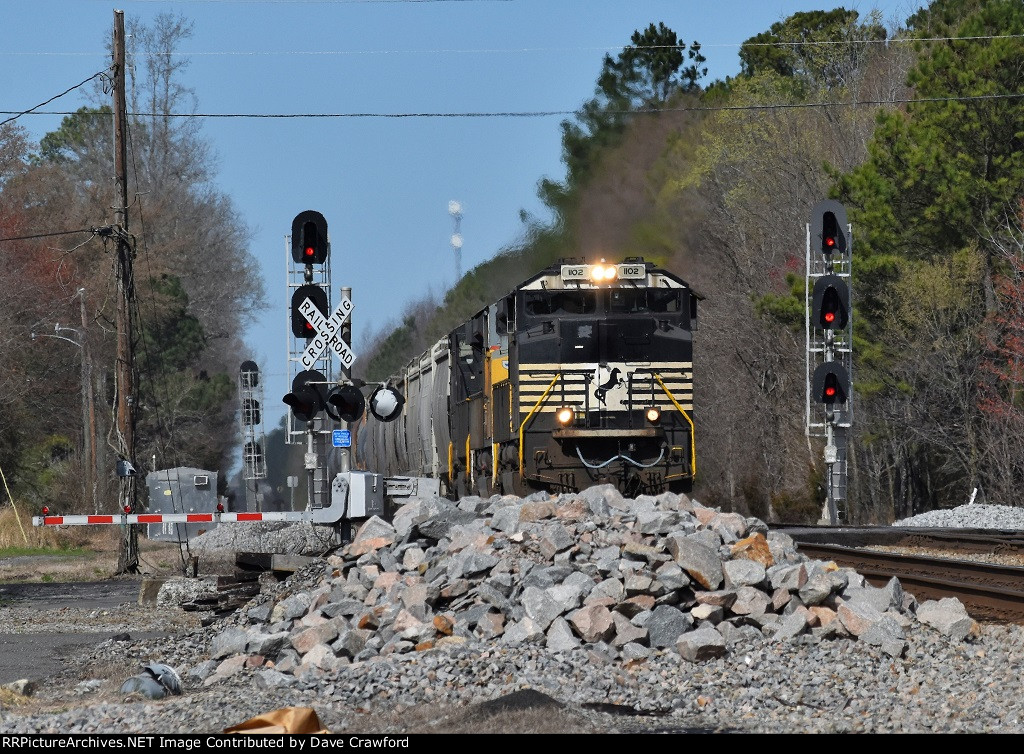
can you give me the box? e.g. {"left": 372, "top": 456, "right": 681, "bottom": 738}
{"left": 299, "top": 295, "right": 357, "bottom": 370}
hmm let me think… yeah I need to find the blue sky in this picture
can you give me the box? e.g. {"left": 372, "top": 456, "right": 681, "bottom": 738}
{"left": 2, "top": 0, "right": 916, "bottom": 436}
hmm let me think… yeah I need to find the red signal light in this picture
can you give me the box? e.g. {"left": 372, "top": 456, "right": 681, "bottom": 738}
{"left": 824, "top": 236, "right": 836, "bottom": 249}
{"left": 291, "top": 211, "right": 328, "bottom": 264}
{"left": 824, "top": 311, "right": 836, "bottom": 324}
{"left": 825, "top": 385, "right": 837, "bottom": 398}
{"left": 123, "top": 505, "right": 132, "bottom": 514}
{"left": 41, "top": 506, "right": 49, "bottom": 515}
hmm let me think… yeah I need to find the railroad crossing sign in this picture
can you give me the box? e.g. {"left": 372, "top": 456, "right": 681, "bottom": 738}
{"left": 299, "top": 295, "right": 356, "bottom": 370}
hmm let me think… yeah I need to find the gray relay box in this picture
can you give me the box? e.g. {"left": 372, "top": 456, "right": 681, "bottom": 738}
{"left": 325, "top": 471, "right": 384, "bottom": 521}
{"left": 145, "top": 467, "right": 219, "bottom": 541}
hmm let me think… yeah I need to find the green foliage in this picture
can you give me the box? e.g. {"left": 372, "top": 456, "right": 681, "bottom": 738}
{"left": 35, "top": 106, "right": 113, "bottom": 164}
{"left": 739, "top": 9, "right": 885, "bottom": 90}
{"left": 541, "top": 22, "right": 705, "bottom": 219}
{"left": 838, "top": 0, "right": 1024, "bottom": 266}
{"left": 884, "top": 249, "right": 985, "bottom": 351}
{"left": 365, "top": 314, "right": 422, "bottom": 382}
{"left": 139, "top": 275, "right": 207, "bottom": 373}
{"left": 906, "top": 0, "right": 988, "bottom": 33}
{"left": 621, "top": 22, "right": 706, "bottom": 104}
{"left": 358, "top": 2, "right": 1024, "bottom": 519}
{"left": 17, "top": 435, "right": 74, "bottom": 505}
{"left": 755, "top": 271, "right": 806, "bottom": 331}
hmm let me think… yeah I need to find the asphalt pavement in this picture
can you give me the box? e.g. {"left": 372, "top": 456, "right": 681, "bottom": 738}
{"left": 0, "top": 580, "right": 149, "bottom": 686}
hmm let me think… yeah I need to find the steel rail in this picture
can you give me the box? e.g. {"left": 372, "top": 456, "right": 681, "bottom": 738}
{"left": 795, "top": 542, "right": 1024, "bottom": 624}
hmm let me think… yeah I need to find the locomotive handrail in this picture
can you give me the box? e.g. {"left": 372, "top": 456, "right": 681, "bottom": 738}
{"left": 519, "top": 372, "right": 560, "bottom": 475}
{"left": 654, "top": 373, "right": 697, "bottom": 479}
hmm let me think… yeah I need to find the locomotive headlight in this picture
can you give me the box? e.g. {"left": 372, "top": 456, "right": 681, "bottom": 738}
{"left": 556, "top": 406, "right": 575, "bottom": 426}
{"left": 590, "top": 264, "right": 618, "bottom": 283}
{"left": 645, "top": 406, "right": 662, "bottom": 425}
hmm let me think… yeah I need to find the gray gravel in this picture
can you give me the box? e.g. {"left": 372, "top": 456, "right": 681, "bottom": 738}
{"left": 188, "top": 521, "right": 338, "bottom": 555}
{"left": 4, "top": 615, "right": 1024, "bottom": 734}
{"left": 893, "top": 502, "right": 1024, "bottom": 529}
{"left": 3, "top": 493, "right": 1024, "bottom": 735}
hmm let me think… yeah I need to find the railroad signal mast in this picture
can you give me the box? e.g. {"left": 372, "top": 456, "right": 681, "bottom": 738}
{"left": 238, "top": 360, "right": 267, "bottom": 511}
{"left": 285, "top": 210, "right": 336, "bottom": 511}
{"left": 806, "top": 200, "right": 852, "bottom": 525}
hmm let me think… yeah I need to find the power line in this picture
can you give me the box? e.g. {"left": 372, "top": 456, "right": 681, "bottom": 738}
{"left": 0, "top": 228, "right": 100, "bottom": 243}
{"left": 101, "top": 0, "right": 508, "bottom": 3}
{"left": 2, "top": 91, "right": 1021, "bottom": 122}
{"left": 3, "top": 33, "right": 1023, "bottom": 58}
{"left": 0, "top": 71, "right": 108, "bottom": 128}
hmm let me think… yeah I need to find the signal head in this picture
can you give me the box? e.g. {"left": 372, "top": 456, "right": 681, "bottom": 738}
{"left": 242, "top": 398, "right": 262, "bottom": 426}
{"left": 291, "top": 210, "right": 329, "bottom": 265}
{"left": 284, "top": 369, "right": 326, "bottom": 423}
{"left": 326, "top": 384, "right": 366, "bottom": 423}
{"left": 810, "top": 200, "right": 849, "bottom": 256}
{"left": 811, "top": 274, "right": 850, "bottom": 330}
{"left": 291, "top": 285, "right": 328, "bottom": 339}
{"left": 812, "top": 362, "right": 850, "bottom": 405}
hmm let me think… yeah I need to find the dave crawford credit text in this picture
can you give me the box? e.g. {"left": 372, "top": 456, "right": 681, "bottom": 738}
{"left": 1, "top": 737, "right": 412, "bottom": 749}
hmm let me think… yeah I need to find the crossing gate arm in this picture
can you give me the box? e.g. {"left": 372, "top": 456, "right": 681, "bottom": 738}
{"left": 33, "top": 472, "right": 442, "bottom": 528}
{"left": 33, "top": 511, "right": 314, "bottom": 527}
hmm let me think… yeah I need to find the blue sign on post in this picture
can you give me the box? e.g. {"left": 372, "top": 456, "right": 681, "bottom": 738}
{"left": 332, "top": 429, "right": 351, "bottom": 448}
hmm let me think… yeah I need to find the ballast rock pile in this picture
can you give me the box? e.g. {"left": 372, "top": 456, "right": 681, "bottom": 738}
{"left": 893, "top": 501, "right": 1024, "bottom": 530}
{"left": 188, "top": 520, "right": 335, "bottom": 556}
{"left": 200, "top": 486, "right": 976, "bottom": 686}
{"left": 4, "top": 485, "right": 1007, "bottom": 735}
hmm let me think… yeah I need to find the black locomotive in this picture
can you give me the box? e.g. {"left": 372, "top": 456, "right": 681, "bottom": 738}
{"left": 356, "top": 257, "right": 698, "bottom": 497}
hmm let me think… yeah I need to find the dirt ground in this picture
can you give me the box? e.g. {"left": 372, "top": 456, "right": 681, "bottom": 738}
{"left": 0, "top": 529, "right": 235, "bottom": 584}
{"left": 0, "top": 531, "right": 230, "bottom": 690}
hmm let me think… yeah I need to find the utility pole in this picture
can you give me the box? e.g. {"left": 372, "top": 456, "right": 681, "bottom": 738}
{"left": 113, "top": 10, "right": 139, "bottom": 574}
{"left": 76, "top": 288, "right": 98, "bottom": 515}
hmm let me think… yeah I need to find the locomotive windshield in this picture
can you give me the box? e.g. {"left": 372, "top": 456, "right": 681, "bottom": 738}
{"left": 609, "top": 288, "right": 682, "bottom": 314}
{"left": 523, "top": 288, "right": 682, "bottom": 318}
{"left": 524, "top": 291, "right": 598, "bottom": 316}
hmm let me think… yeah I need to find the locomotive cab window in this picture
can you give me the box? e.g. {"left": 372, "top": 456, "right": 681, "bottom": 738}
{"left": 609, "top": 288, "right": 682, "bottom": 314}
{"left": 523, "top": 291, "right": 597, "bottom": 317}
{"left": 649, "top": 289, "right": 682, "bottom": 313}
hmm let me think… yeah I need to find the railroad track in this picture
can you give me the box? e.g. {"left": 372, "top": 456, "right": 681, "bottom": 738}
{"left": 778, "top": 525, "right": 1024, "bottom": 554}
{"left": 783, "top": 529, "right": 1024, "bottom": 624}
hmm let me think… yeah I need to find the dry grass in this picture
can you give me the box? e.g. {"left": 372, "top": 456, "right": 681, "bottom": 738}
{"left": 0, "top": 506, "right": 224, "bottom": 583}
{"left": 0, "top": 506, "right": 81, "bottom": 550}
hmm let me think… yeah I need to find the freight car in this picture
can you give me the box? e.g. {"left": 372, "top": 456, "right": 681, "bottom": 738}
{"left": 356, "top": 257, "right": 698, "bottom": 498}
